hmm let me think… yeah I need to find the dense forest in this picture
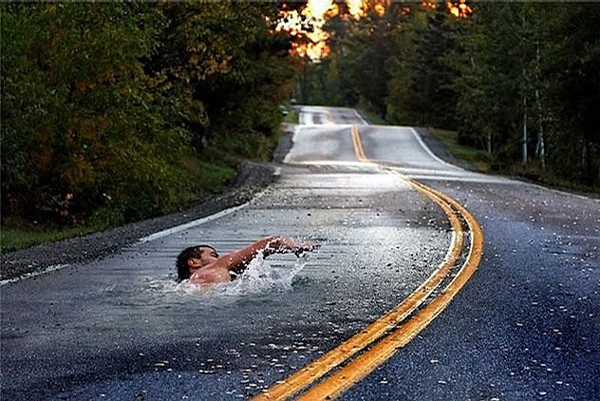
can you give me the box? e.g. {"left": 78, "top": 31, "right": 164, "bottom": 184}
{"left": 301, "top": 1, "right": 600, "bottom": 190}
{"left": 1, "top": 2, "right": 297, "bottom": 229}
{"left": 2, "top": 1, "right": 599, "bottom": 236}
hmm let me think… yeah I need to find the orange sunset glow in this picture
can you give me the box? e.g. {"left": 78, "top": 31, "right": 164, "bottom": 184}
{"left": 447, "top": 0, "right": 473, "bottom": 18}
{"left": 277, "top": 0, "right": 471, "bottom": 60}
{"left": 276, "top": 0, "right": 388, "bottom": 60}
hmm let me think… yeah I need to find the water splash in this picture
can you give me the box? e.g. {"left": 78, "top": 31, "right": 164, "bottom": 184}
{"left": 225, "top": 252, "right": 309, "bottom": 296}
{"left": 170, "top": 252, "right": 310, "bottom": 299}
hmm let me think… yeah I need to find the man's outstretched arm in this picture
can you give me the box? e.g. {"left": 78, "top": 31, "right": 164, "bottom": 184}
{"left": 220, "top": 235, "right": 317, "bottom": 274}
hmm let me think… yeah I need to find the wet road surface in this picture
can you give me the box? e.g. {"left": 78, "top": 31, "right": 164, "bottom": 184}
{"left": 1, "top": 106, "right": 598, "bottom": 400}
{"left": 345, "top": 178, "right": 599, "bottom": 401}
{"left": 1, "top": 107, "right": 449, "bottom": 400}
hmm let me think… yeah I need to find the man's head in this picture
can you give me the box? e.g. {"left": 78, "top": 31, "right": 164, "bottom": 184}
{"left": 176, "top": 245, "right": 219, "bottom": 281}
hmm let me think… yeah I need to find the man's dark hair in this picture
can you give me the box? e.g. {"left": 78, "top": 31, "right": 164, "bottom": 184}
{"left": 176, "top": 245, "right": 217, "bottom": 281}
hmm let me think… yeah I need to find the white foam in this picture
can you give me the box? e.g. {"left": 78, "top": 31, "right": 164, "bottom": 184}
{"left": 168, "top": 253, "right": 309, "bottom": 299}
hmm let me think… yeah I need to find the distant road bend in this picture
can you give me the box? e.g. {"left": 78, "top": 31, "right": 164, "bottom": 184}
{"left": 1, "top": 106, "right": 598, "bottom": 401}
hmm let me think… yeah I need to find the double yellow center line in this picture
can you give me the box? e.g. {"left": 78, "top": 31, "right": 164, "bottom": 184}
{"left": 350, "top": 125, "right": 369, "bottom": 162}
{"left": 254, "top": 125, "right": 483, "bottom": 400}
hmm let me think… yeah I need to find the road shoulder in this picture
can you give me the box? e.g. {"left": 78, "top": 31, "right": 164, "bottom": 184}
{"left": 0, "top": 131, "right": 295, "bottom": 282}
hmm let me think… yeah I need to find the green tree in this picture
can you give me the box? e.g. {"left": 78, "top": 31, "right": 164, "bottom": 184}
{"left": 1, "top": 2, "right": 298, "bottom": 230}
{"left": 200, "top": 3, "right": 296, "bottom": 160}
{"left": 536, "top": 3, "right": 600, "bottom": 186}
{"left": 452, "top": 2, "right": 599, "bottom": 187}
{"left": 385, "top": 6, "right": 420, "bottom": 125}
{"left": 147, "top": 2, "right": 296, "bottom": 160}
{"left": 409, "top": 5, "right": 459, "bottom": 129}
{"left": 1, "top": 3, "right": 190, "bottom": 224}
{"left": 343, "top": 9, "right": 396, "bottom": 118}
{"left": 451, "top": 2, "right": 534, "bottom": 164}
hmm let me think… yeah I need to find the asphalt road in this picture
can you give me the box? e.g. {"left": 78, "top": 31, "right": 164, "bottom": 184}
{"left": 1, "top": 106, "right": 598, "bottom": 401}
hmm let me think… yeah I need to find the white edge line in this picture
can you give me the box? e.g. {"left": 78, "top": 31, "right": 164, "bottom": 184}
{"left": 0, "top": 264, "right": 69, "bottom": 287}
{"left": 1, "top": 203, "right": 247, "bottom": 286}
{"left": 409, "top": 127, "right": 458, "bottom": 170}
{"left": 521, "top": 180, "right": 600, "bottom": 203}
{"left": 283, "top": 125, "right": 299, "bottom": 164}
{"left": 408, "top": 128, "right": 599, "bottom": 202}
{"left": 353, "top": 109, "right": 369, "bottom": 125}
{"left": 2, "top": 192, "right": 264, "bottom": 287}
{"left": 138, "top": 201, "right": 251, "bottom": 244}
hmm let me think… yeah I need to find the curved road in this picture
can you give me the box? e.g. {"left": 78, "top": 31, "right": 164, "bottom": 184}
{"left": 1, "top": 106, "right": 598, "bottom": 400}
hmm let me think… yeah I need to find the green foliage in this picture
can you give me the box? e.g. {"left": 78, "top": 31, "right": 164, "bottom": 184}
{"left": 298, "top": 5, "right": 403, "bottom": 114}
{"left": 387, "top": 7, "right": 457, "bottom": 128}
{"left": 341, "top": 13, "right": 394, "bottom": 118}
{"left": 1, "top": 3, "right": 188, "bottom": 224}
{"left": 301, "top": 2, "right": 599, "bottom": 189}
{"left": 535, "top": 3, "right": 600, "bottom": 187}
{"left": 147, "top": 2, "right": 295, "bottom": 160}
{"left": 1, "top": 2, "right": 297, "bottom": 243}
{"left": 452, "top": 3, "right": 532, "bottom": 158}
{"left": 452, "top": 2, "right": 600, "bottom": 187}
{"left": 384, "top": 9, "right": 420, "bottom": 126}
{"left": 283, "top": 108, "right": 299, "bottom": 124}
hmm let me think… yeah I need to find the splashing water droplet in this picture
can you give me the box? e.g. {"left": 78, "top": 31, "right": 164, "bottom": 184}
{"left": 170, "top": 252, "right": 309, "bottom": 300}
{"left": 220, "top": 252, "right": 308, "bottom": 296}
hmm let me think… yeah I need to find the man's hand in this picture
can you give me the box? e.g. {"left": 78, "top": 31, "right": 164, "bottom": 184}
{"left": 292, "top": 240, "right": 320, "bottom": 257}
{"left": 265, "top": 235, "right": 320, "bottom": 257}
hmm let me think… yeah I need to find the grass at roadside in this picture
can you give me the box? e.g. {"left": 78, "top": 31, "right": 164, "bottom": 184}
{"left": 428, "top": 128, "right": 598, "bottom": 194}
{"left": 283, "top": 107, "right": 299, "bottom": 124}
{"left": 1, "top": 158, "right": 237, "bottom": 255}
{"left": 427, "top": 128, "right": 491, "bottom": 173}
{"left": 1, "top": 225, "right": 107, "bottom": 254}
{"left": 358, "top": 109, "right": 389, "bottom": 126}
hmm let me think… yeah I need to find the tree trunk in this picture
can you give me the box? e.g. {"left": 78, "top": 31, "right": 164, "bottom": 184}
{"left": 535, "top": 88, "right": 545, "bottom": 168}
{"left": 522, "top": 95, "right": 528, "bottom": 166}
{"left": 534, "top": 44, "right": 545, "bottom": 168}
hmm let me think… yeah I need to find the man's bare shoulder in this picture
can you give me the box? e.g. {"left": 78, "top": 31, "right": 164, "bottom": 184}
{"left": 189, "top": 263, "right": 231, "bottom": 285}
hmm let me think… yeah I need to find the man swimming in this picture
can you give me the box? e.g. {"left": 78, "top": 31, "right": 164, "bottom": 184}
{"left": 176, "top": 235, "right": 318, "bottom": 285}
